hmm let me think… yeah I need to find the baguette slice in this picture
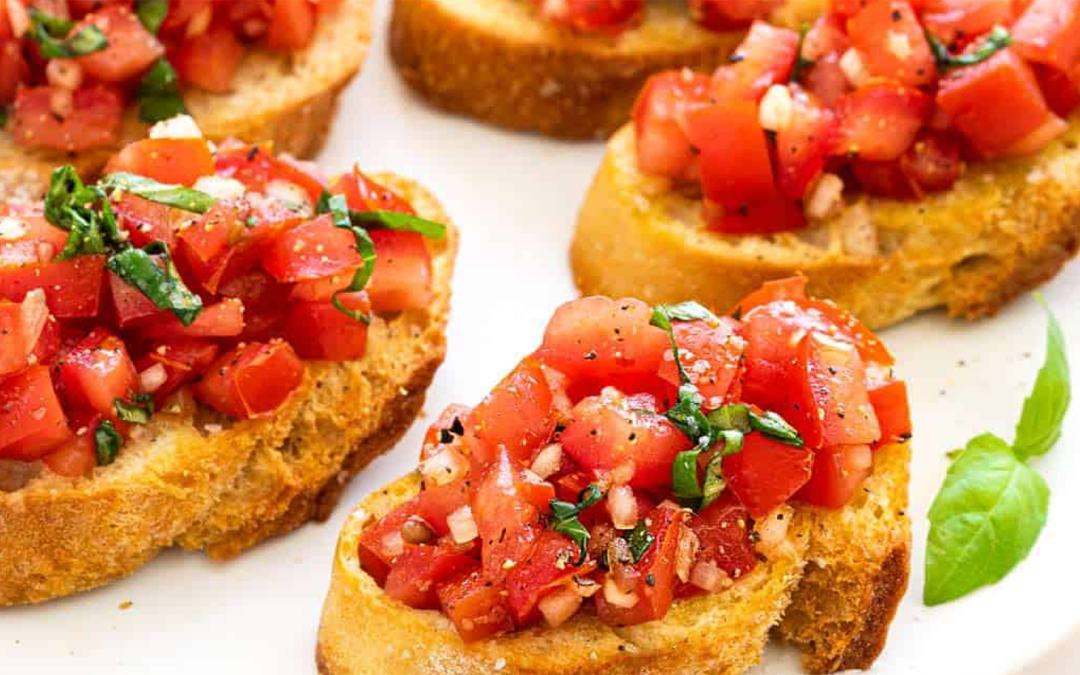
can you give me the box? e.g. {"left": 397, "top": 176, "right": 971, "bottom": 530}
{"left": 0, "top": 0, "right": 373, "bottom": 202}
{"left": 0, "top": 173, "right": 457, "bottom": 605}
{"left": 571, "top": 120, "right": 1080, "bottom": 330}
{"left": 316, "top": 442, "right": 910, "bottom": 675}
{"left": 389, "top": 0, "right": 827, "bottom": 139}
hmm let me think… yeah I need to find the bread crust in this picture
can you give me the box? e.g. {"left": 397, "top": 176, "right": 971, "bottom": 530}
{"left": 389, "top": 0, "right": 827, "bottom": 139}
{"left": 0, "top": 173, "right": 457, "bottom": 605}
{"left": 0, "top": 0, "right": 373, "bottom": 201}
{"left": 316, "top": 439, "right": 909, "bottom": 675}
{"left": 571, "top": 122, "right": 1080, "bottom": 330}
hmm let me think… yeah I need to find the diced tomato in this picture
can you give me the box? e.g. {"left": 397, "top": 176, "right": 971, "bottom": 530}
{"left": 172, "top": 23, "right": 245, "bottom": 93}
{"left": 1003, "top": 114, "right": 1069, "bottom": 157}
{"left": 795, "top": 332, "right": 881, "bottom": 448}
{"left": 417, "top": 478, "right": 470, "bottom": 536}
{"left": 832, "top": 0, "right": 875, "bottom": 16}
{"left": 0, "top": 253, "right": 105, "bottom": 320}
{"left": 656, "top": 318, "right": 744, "bottom": 408}
{"left": 505, "top": 530, "right": 591, "bottom": 625}
{"left": 1011, "top": 0, "right": 1080, "bottom": 73}
{"left": 707, "top": 197, "right": 807, "bottom": 234}
{"left": 689, "top": 100, "right": 779, "bottom": 208}
{"left": 74, "top": 5, "right": 164, "bottom": 82}
{"left": 281, "top": 291, "right": 370, "bottom": 360}
{"left": 0, "top": 40, "right": 28, "bottom": 104}
{"left": 848, "top": 1, "right": 936, "bottom": 86}
{"left": 796, "top": 443, "right": 873, "bottom": 508}
{"left": 358, "top": 498, "right": 422, "bottom": 584}
{"left": 332, "top": 170, "right": 415, "bottom": 215}
{"left": 137, "top": 339, "right": 220, "bottom": 402}
{"left": 436, "top": 567, "right": 515, "bottom": 642}
{"left": 465, "top": 359, "right": 555, "bottom": 464}
{"left": 560, "top": 389, "right": 691, "bottom": 489}
{"left": 689, "top": 0, "right": 782, "bottom": 30}
{"left": 936, "top": 48, "right": 1058, "bottom": 158}
{"left": 383, "top": 542, "right": 477, "bottom": 609}
{"left": 366, "top": 230, "right": 433, "bottom": 312}
{"left": 104, "top": 138, "right": 214, "bottom": 187}
{"left": 710, "top": 21, "right": 799, "bottom": 101}
{"left": 0, "top": 290, "right": 49, "bottom": 377}
{"left": 159, "top": 0, "right": 213, "bottom": 33}
{"left": 1035, "top": 64, "right": 1080, "bottom": 118}
{"left": 215, "top": 146, "right": 326, "bottom": 204}
{"left": 533, "top": 0, "right": 644, "bottom": 33}
{"left": 855, "top": 130, "right": 962, "bottom": 199}
{"left": 140, "top": 298, "right": 245, "bottom": 340}
{"left": 729, "top": 275, "right": 807, "bottom": 316}
{"left": 538, "top": 297, "right": 668, "bottom": 383}
{"left": 834, "top": 84, "right": 932, "bottom": 161}
{"left": 797, "top": 298, "right": 894, "bottom": 365}
{"left": 177, "top": 202, "right": 248, "bottom": 281}
{"left": 802, "top": 13, "right": 849, "bottom": 61}
{"left": 59, "top": 328, "right": 139, "bottom": 418}
{"left": 922, "top": 0, "right": 1014, "bottom": 46}
{"left": 776, "top": 85, "right": 838, "bottom": 200}
{"left": 683, "top": 492, "right": 758, "bottom": 585}
{"left": 113, "top": 193, "right": 186, "bottom": 249}
{"left": 10, "top": 85, "right": 123, "bottom": 152}
{"left": 721, "top": 433, "right": 813, "bottom": 517}
{"left": 30, "top": 313, "right": 61, "bottom": 366}
{"left": 41, "top": 429, "right": 97, "bottom": 477}
{"left": 867, "top": 379, "right": 912, "bottom": 446}
{"left": 632, "top": 70, "right": 711, "bottom": 178}
{"left": 193, "top": 340, "right": 304, "bottom": 419}
{"left": 470, "top": 449, "right": 552, "bottom": 579}
{"left": 804, "top": 52, "right": 851, "bottom": 105}
{"left": 262, "top": 215, "right": 360, "bottom": 282}
{"left": 0, "top": 365, "right": 73, "bottom": 460}
{"left": 595, "top": 504, "right": 685, "bottom": 626}
{"left": 108, "top": 269, "right": 165, "bottom": 328}
{"left": 564, "top": 372, "right": 679, "bottom": 410}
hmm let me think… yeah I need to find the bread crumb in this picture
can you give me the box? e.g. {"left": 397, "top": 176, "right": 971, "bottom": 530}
{"left": 118, "top": 601, "right": 133, "bottom": 610}
{"left": 494, "top": 657, "right": 506, "bottom": 670}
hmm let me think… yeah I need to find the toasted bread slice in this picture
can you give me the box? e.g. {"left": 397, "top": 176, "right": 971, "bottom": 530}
{"left": 389, "top": 0, "right": 827, "bottom": 139}
{"left": 316, "top": 442, "right": 910, "bottom": 675}
{"left": 571, "top": 121, "right": 1080, "bottom": 330}
{"left": 0, "top": 174, "right": 457, "bottom": 605}
{"left": 0, "top": 0, "right": 373, "bottom": 202}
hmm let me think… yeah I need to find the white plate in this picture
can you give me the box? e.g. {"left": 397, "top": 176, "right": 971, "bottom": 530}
{"left": 3, "top": 2, "right": 1078, "bottom": 672}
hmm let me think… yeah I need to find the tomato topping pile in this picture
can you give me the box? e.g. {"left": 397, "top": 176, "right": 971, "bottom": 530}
{"left": 0, "top": 120, "right": 442, "bottom": 477}
{"left": 633, "top": 0, "right": 1079, "bottom": 233}
{"left": 0, "top": 0, "right": 337, "bottom": 152}
{"left": 530, "top": 0, "right": 781, "bottom": 35}
{"left": 360, "top": 277, "right": 911, "bottom": 640}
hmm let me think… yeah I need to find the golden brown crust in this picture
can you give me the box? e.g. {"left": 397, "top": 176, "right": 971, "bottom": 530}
{"left": 0, "top": 174, "right": 457, "bottom": 605}
{"left": 571, "top": 121, "right": 1080, "bottom": 330}
{"left": 0, "top": 0, "right": 372, "bottom": 200}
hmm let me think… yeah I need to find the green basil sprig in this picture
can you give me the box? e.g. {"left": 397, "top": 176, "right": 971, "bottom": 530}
{"left": 927, "top": 25, "right": 1011, "bottom": 72}
{"left": 137, "top": 58, "right": 188, "bottom": 123}
{"left": 548, "top": 484, "right": 604, "bottom": 565}
{"left": 791, "top": 23, "right": 814, "bottom": 83}
{"left": 135, "top": 0, "right": 169, "bottom": 33}
{"left": 925, "top": 297, "right": 1068, "bottom": 606}
{"left": 106, "top": 243, "right": 203, "bottom": 326}
{"left": 95, "top": 420, "right": 123, "bottom": 466}
{"left": 100, "top": 172, "right": 216, "bottom": 213}
{"left": 318, "top": 193, "right": 377, "bottom": 324}
{"left": 44, "top": 166, "right": 123, "bottom": 260}
{"left": 315, "top": 190, "right": 446, "bottom": 239}
{"left": 114, "top": 393, "right": 155, "bottom": 425}
{"left": 626, "top": 520, "right": 655, "bottom": 564}
{"left": 28, "top": 8, "right": 108, "bottom": 59}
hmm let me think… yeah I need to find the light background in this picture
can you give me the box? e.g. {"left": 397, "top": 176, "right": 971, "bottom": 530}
{"left": 2, "top": 2, "right": 1078, "bottom": 672}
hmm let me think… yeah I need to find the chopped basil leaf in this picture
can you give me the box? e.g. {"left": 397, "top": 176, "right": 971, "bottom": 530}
{"left": 708, "top": 404, "right": 752, "bottom": 434}
{"left": 0, "top": 107, "right": 8, "bottom": 128}
{"left": 137, "top": 58, "right": 188, "bottom": 123}
{"left": 548, "top": 484, "right": 604, "bottom": 565}
{"left": 750, "top": 410, "right": 804, "bottom": 447}
{"left": 672, "top": 448, "right": 706, "bottom": 501}
{"left": 927, "top": 26, "right": 1011, "bottom": 71}
{"left": 115, "top": 393, "right": 155, "bottom": 425}
{"left": 135, "top": 0, "right": 168, "bottom": 34}
{"left": 43, "top": 166, "right": 124, "bottom": 260}
{"left": 100, "top": 173, "right": 216, "bottom": 213}
{"left": 348, "top": 210, "right": 446, "bottom": 239}
{"left": 626, "top": 521, "right": 655, "bottom": 563}
{"left": 106, "top": 243, "right": 203, "bottom": 326}
{"left": 791, "top": 23, "right": 814, "bottom": 83}
{"left": 321, "top": 193, "right": 376, "bottom": 324}
{"left": 28, "top": 8, "right": 108, "bottom": 59}
{"left": 654, "top": 301, "right": 718, "bottom": 324}
{"left": 95, "top": 420, "right": 123, "bottom": 466}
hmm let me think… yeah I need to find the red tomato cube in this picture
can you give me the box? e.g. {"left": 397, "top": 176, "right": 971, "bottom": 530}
{"left": 281, "top": 291, "right": 370, "bottom": 360}
{"left": 366, "top": 230, "right": 433, "bottom": 312}
{"left": 633, "top": 70, "right": 711, "bottom": 178}
{"left": 262, "top": 215, "right": 362, "bottom": 283}
{"left": 59, "top": 329, "right": 139, "bottom": 418}
{"left": 0, "top": 365, "right": 73, "bottom": 460}
{"left": 833, "top": 84, "right": 932, "bottom": 161}
{"left": 383, "top": 543, "right": 477, "bottom": 610}
{"left": 104, "top": 138, "right": 214, "bottom": 187}
{"left": 796, "top": 443, "right": 873, "bottom": 508}
{"left": 848, "top": 1, "right": 936, "bottom": 86}
{"left": 193, "top": 340, "right": 304, "bottom": 419}
{"left": 689, "top": 100, "right": 779, "bottom": 208}
{"left": 10, "top": 85, "right": 123, "bottom": 152}
{"left": 721, "top": 433, "right": 813, "bottom": 518}
{"left": 465, "top": 359, "right": 556, "bottom": 464}
{"left": 1011, "top": 0, "right": 1080, "bottom": 73}
{"left": 74, "top": 5, "right": 164, "bottom": 82}
{"left": 436, "top": 567, "right": 515, "bottom": 642}
{"left": 656, "top": 317, "right": 744, "bottom": 408}
{"left": 710, "top": 21, "right": 800, "bottom": 101}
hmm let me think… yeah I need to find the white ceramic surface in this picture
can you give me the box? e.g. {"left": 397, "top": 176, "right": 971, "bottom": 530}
{"left": 2, "top": 2, "right": 1078, "bottom": 672}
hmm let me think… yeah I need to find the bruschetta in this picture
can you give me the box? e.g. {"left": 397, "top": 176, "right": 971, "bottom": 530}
{"left": 318, "top": 278, "right": 912, "bottom": 675}
{"left": 572, "top": 0, "right": 1080, "bottom": 329}
{"left": 0, "top": 0, "right": 372, "bottom": 201}
{"left": 0, "top": 116, "right": 458, "bottom": 605}
{"left": 389, "top": 0, "right": 827, "bottom": 138}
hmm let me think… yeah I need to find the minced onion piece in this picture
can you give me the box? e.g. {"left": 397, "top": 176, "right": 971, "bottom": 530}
{"left": 447, "top": 505, "right": 478, "bottom": 544}
{"left": 139, "top": 363, "right": 168, "bottom": 394}
{"left": 675, "top": 524, "right": 700, "bottom": 583}
{"left": 150, "top": 114, "right": 204, "bottom": 140}
{"left": 758, "top": 84, "right": 794, "bottom": 132}
{"left": 381, "top": 530, "right": 405, "bottom": 558}
{"left": 193, "top": 175, "right": 247, "bottom": 202}
{"left": 573, "top": 576, "right": 600, "bottom": 598}
{"left": 603, "top": 577, "right": 640, "bottom": 608}
{"left": 805, "top": 173, "right": 844, "bottom": 220}
{"left": 420, "top": 447, "right": 467, "bottom": 486}
{"left": 0, "top": 216, "right": 27, "bottom": 240}
{"left": 611, "top": 460, "right": 635, "bottom": 486}
{"left": 266, "top": 179, "right": 312, "bottom": 214}
{"left": 538, "top": 586, "right": 583, "bottom": 628}
{"left": 45, "top": 59, "right": 83, "bottom": 91}
{"left": 839, "top": 47, "right": 871, "bottom": 88}
{"left": 753, "top": 504, "right": 793, "bottom": 555}
{"left": 18, "top": 289, "right": 47, "bottom": 358}
{"left": 607, "top": 485, "right": 639, "bottom": 531}
{"left": 690, "top": 560, "right": 730, "bottom": 593}
{"left": 530, "top": 443, "right": 562, "bottom": 479}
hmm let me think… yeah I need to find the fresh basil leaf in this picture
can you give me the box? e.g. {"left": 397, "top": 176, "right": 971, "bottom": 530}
{"left": 28, "top": 8, "right": 108, "bottom": 59}
{"left": 348, "top": 210, "right": 446, "bottom": 240}
{"left": 100, "top": 172, "right": 216, "bottom": 213}
{"left": 114, "top": 393, "right": 154, "bottom": 425}
{"left": 626, "top": 521, "right": 655, "bottom": 563}
{"left": 700, "top": 450, "right": 728, "bottom": 509}
{"left": 671, "top": 449, "right": 705, "bottom": 501}
{"left": 791, "top": 23, "right": 814, "bottom": 83}
{"left": 106, "top": 244, "right": 203, "bottom": 326}
{"left": 1013, "top": 297, "right": 1070, "bottom": 460}
{"left": 548, "top": 484, "right": 604, "bottom": 565}
{"left": 0, "top": 108, "right": 8, "bottom": 128}
{"left": 927, "top": 25, "right": 1011, "bottom": 71}
{"left": 95, "top": 420, "right": 123, "bottom": 466}
{"left": 708, "top": 404, "right": 752, "bottom": 434}
{"left": 136, "top": 58, "right": 188, "bottom": 123}
{"left": 750, "top": 410, "right": 804, "bottom": 448}
{"left": 924, "top": 433, "right": 1049, "bottom": 606}
{"left": 135, "top": 0, "right": 168, "bottom": 33}
{"left": 652, "top": 301, "right": 718, "bottom": 324}
{"left": 321, "top": 193, "right": 376, "bottom": 324}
